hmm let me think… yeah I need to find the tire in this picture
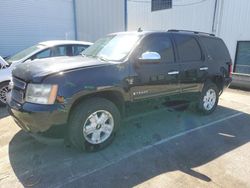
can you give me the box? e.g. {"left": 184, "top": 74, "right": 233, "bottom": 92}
{"left": 68, "top": 97, "right": 121, "bottom": 152}
{"left": 197, "top": 82, "right": 219, "bottom": 115}
{"left": 0, "top": 81, "right": 9, "bottom": 106}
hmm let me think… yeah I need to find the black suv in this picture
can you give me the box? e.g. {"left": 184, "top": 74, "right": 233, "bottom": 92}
{"left": 7, "top": 30, "right": 232, "bottom": 151}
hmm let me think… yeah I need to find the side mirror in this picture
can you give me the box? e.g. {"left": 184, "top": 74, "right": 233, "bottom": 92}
{"left": 138, "top": 52, "right": 161, "bottom": 64}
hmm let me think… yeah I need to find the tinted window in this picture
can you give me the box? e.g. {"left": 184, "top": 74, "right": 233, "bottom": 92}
{"left": 201, "top": 37, "right": 230, "bottom": 61}
{"left": 175, "top": 35, "right": 202, "bottom": 62}
{"left": 234, "top": 41, "right": 250, "bottom": 74}
{"left": 140, "top": 35, "right": 174, "bottom": 63}
{"left": 152, "top": 0, "right": 172, "bottom": 11}
{"left": 35, "top": 49, "right": 51, "bottom": 59}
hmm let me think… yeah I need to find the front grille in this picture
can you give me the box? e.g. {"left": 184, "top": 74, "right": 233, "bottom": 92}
{"left": 13, "top": 77, "right": 26, "bottom": 90}
{"left": 11, "top": 77, "right": 27, "bottom": 103}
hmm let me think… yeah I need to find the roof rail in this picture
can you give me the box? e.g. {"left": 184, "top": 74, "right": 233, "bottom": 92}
{"left": 168, "top": 29, "right": 215, "bottom": 37}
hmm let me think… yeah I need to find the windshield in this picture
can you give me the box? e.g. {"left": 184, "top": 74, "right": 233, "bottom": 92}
{"left": 82, "top": 34, "right": 140, "bottom": 61}
{"left": 7, "top": 44, "right": 45, "bottom": 63}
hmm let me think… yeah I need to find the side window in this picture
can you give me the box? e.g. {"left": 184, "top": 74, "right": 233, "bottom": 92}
{"left": 52, "top": 46, "right": 67, "bottom": 57}
{"left": 73, "top": 45, "right": 88, "bottom": 56}
{"left": 201, "top": 37, "right": 230, "bottom": 61}
{"left": 35, "top": 49, "right": 51, "bottom": 59}
{"left": 175, "top": 35, "right": 202, "bottom": 62}
{"left": 140, "top": 35, "right": 174, "bottom": 63}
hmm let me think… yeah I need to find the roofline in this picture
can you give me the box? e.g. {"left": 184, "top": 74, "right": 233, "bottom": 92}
{"left": 38, "top": 40, "right": 93, "bottom": 47}
{"left": 108, "top": 29, "right": 217, "bottom": 38}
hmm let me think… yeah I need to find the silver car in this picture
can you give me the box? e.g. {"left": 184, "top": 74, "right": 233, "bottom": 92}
{"left": 0, "top": 40, "right": 92, "bottom": 105}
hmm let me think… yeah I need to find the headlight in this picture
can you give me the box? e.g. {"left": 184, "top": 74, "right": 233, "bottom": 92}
{"left": 25, "top": 84, "right": 58, "bottom": 104}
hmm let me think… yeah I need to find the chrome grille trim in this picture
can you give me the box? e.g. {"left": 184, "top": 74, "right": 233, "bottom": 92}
{"left": 11, "top": 77, "right": 27, "bottom": 104}
{"left": 13, "top": 77, "right": 27, "bottom": 90}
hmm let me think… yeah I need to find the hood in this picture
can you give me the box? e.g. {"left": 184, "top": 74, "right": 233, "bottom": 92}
{"left": 12, "top": 56, "right": 110, "bottom": 82}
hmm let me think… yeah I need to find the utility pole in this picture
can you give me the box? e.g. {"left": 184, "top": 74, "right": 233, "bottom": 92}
{"left": 212, "top": 0, "right": 218, "bottom": 34}
{"left": 212, "top": 0, "right": 224, "bottom": 36}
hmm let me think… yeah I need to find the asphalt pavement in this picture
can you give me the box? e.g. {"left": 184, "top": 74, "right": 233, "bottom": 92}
{"left": 0, "top": 88, "right": 250, "bottom": 188}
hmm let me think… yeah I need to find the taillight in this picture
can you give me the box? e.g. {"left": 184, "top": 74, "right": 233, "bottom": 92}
{"left": 229, "top": 63, "right": 232, "bottom": 78}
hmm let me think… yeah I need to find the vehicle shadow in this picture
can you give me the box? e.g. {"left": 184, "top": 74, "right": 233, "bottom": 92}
{"left": 0, "top": 106, "right": 9, "bottom": 119}
{"left": 8, "top": 103, "right": 250, "bottom": 188}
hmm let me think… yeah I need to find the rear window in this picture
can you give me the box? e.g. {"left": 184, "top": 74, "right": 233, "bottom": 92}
{"left": 174, "top": 35, "right": 202, "bottom": 62}
{"left": 201, "top": 37, "right": 230, "bottom": 61}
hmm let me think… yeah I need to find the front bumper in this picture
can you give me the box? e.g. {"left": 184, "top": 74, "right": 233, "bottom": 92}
{"left": 7, "top": 99, "right": 69, "bottom": 133}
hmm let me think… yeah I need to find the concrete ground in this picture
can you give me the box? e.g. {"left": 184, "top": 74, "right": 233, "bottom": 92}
{"left": 0, "top": 88, "right": 250, "bottom": 188}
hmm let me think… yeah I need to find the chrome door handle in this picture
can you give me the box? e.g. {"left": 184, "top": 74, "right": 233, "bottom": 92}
{"left": 168, "top": 71, "right": 179, "bottom": 75}
{"left": 200, "top": 67, "right": 208, "bottom": 71}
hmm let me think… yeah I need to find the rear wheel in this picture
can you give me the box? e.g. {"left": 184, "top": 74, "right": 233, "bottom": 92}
{"left": 68, "top": 97, "right": 121, "bottom": 152}
{"left": 197, "top": 82, "right": 219, "bottom": 114}
{"left": 0, "top": 82, "right": 9, "bottom": 106}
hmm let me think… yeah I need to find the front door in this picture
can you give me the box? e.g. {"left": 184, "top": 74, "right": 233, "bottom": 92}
{"left": 129, "top": 33, "right": 181, "bottom": 100}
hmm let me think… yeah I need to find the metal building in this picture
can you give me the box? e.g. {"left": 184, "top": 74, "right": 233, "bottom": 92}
{"left": 127, "top": 0, "right": 250, "bottom": 88}
{"left": 0, "top": 0, "right": 76, "bottom": 57}
{"left": 75, "top": 0, "right": 126, "bottom": 42}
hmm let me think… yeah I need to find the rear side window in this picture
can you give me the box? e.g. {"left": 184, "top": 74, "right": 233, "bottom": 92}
{"left": 174, "top": 35, "right": 202, "bottom": 62}
{"left": 73, "top": 45, "right": 88, "bottom": 56}
{"left": 201, "top": 37, "right": 230, "bottom": 61}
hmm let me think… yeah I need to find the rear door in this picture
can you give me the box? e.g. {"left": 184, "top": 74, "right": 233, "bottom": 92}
{"left": 130, "top": 33, "right": 181, "bottom": 100}
{"left": 173, "top": 34, "right": 207, "bottom": 93}
{"left": 200, "top": 37, "right": 232, "bottom": 77}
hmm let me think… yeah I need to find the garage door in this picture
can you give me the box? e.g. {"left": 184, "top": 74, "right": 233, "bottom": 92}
{"left": 0, "top": 0, "right": 75, "bottom": 57}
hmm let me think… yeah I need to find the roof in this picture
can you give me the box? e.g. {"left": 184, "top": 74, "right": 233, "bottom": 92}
{"left": 110, "top": 29, "right": 216, "bottom": 38}
{"left": 39, "top": 40, "right": 93, "bottom": 47}
{"left": 109, "top": 30, "right": 155, "bottom": 36}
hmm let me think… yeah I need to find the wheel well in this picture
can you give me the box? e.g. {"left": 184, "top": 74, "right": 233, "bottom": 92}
{"left": 0, "top": 80, "right": 10, "bottom": 86}
{"left": 211, "top": 76, "right": 224, "bottom": 93}
{"left": 69, "top": 91, "right": 125, "bottom": 119}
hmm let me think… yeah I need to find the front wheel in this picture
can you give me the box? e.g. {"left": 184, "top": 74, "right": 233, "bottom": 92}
{"left": 68, "top": 98, "right": 121, "bottom": 152}
{"left": 197, "top": 82, "right": 219, "bottom": 115}
{"left": 0, "top": 82, "right": 9, "bottom": 106}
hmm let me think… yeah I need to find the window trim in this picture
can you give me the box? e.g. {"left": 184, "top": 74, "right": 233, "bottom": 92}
{"left": 151, "top": 0, "right": 172, "bottom": 12}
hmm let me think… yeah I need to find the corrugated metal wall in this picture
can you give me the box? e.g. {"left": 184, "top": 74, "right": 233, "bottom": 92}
{"left": 127, "top": 0, "right": 250, "bottom": 63}
{"left": 0, "top": 0, "right": 75, "bottom": 57}
{"left": 75, "top": 0, "right": 125, "bottom": 42}
{"left": 216, "top": 0, "right": 250, "bottom": 62}
{"left": 127, "top": 0, "right": 216, "bottom": 32}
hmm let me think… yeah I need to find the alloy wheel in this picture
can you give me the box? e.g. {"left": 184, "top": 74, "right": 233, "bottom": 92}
{"left": 0, "top": 85, "right": 9, "bottom": 104}
{"left": 83, "top": 110, "right": 114, "bottom": 144}
{"left": 203, "top": 89, "right": 216, "bottom": 111}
